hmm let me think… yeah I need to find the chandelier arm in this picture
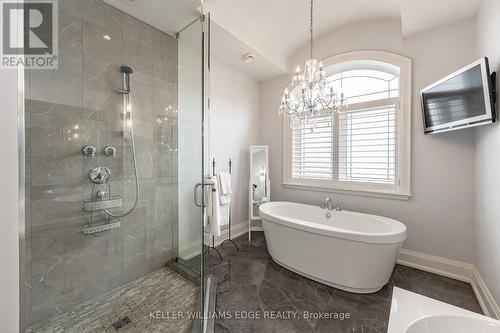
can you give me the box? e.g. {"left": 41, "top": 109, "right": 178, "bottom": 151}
{"left": 310, "top": 0, "right": 314, "bottom": 59}
{"left": 312, "top": 95, "right": 321, "bottom": 108}
{"left": 319, "top": 93, "right": 333, "bottom": 107}
{"left": 321, "top": 86, "right": 336, "bottom": 101}
{"left": 319, "top": 98, "right": 332, "bottom": 112}
{"left": 284, "top": 95, "right": 307, "bottom": 114}
{"left": 285, "top": 101, "right": 300, "bottom": 114}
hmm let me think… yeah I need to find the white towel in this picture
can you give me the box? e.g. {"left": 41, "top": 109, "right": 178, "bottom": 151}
{"left": 217, "top": 173, "right": 231, "bottom": 226}
{"left": 218, "top": 172, "right": 232, "bottom": 206}
{"left": 218, "top": 172, "right": 231, "bottom": 195}
{"left": 206, "top": 176, "right": 221, "bottom": 236}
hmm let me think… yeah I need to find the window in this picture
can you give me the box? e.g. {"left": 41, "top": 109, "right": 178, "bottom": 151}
{"left": 283, "top": 51, "right": 411, "bottom": 199}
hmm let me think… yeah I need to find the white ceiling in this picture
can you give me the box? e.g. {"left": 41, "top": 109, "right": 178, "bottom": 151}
{"left": 103, "top": 0, "right": 200, "bottom": 35}
{"left": 400, "top": 0, "right": 482, "bottom": 36}
{"left": 103, "top": 0, "right": 483, "bottom": 81}
{"left": 205, "top": 0, "right": 482, "bottom": 54}
{"left": 204, "top": 0, "right": 401, "bottom": 58}
{"left": 211, "top": 23, "right": 287, "bottom": 81}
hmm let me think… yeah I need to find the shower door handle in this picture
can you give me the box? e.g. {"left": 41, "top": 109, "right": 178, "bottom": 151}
{"left": 194, "top": 182, "right": 203, "bottom": 207}
{"left": 193, "top": 181, "right": 216, "bottom": 207}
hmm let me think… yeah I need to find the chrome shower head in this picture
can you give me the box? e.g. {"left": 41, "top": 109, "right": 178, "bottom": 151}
{"left": 119, "top": 65, "right": 133, "bottom": 94}
{"left": 120, "top": 65, "right": 134, "bottom": 75}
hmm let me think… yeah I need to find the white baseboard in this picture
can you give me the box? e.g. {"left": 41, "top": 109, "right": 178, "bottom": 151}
{"left": 204, "top": 221, "right": 248, "bottom": 247}
{"left": 471, "top": 268, "right": 500, "bottom": 319}
{"left": 397, "top": 249, "right": 500, "bottom": 319}
{"left": 179, "top": 222, "right": 248, "bottom": 260}
{"left": 179, "top": 239, "right": 201, "bottom": 260}
{"left": 397, "top": 249, "right": 474, "bottom": 282}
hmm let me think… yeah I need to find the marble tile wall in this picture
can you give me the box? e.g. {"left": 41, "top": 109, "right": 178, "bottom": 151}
{"left": 24, "top": 0, "right": 179, "bottom": 327}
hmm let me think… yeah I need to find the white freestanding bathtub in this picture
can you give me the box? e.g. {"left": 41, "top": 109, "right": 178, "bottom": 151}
{"left": 260, "top": 201, "right": 407, "bottom": 293}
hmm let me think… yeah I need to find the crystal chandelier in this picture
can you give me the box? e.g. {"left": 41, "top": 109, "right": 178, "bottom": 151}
{"left": 280, "top": 0, "right": 347, "bottom": 118}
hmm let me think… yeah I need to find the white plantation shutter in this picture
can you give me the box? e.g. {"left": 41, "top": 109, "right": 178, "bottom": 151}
{"left": 291, "top": 115, "right": 334, "bottom": 180}
{"left": 338, "top": 105, "right": 397, "bottom": 184}
{"left": 291, "top": 106, "right": 397, "bottom": 185}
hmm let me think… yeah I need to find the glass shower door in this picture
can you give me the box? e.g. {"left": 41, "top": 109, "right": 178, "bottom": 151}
{"left": 177, "top": 15, "right": 209, "bottom": 277}
{"left": 177, "top": 14, "right": 214, "bottom": 333}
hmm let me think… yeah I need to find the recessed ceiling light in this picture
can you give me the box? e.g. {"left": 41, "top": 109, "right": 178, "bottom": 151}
{"left": 102, "top": 34, "right": 111, "bottom": 41}
{"left": 244, "top": 53, "right": 256, "bottom": 64}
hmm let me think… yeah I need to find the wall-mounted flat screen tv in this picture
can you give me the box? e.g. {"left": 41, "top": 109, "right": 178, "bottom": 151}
{"left": 421, "top": 57, "right": 496, "bottom": 134}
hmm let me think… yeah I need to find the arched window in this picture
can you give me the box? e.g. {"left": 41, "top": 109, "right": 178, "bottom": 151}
{"left": 283, "top": 51, "right": 412, "bottom": 198}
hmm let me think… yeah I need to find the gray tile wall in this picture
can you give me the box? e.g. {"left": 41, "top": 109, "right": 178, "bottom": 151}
{"left": 24, "top": 0, "right": 178, "bottom": 327}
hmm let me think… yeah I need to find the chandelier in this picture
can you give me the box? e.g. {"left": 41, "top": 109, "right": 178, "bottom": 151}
{"left": 279, "top": 0, "right": 347, "bottom": 118}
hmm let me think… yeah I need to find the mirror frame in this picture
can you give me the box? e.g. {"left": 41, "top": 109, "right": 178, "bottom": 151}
{"left": 249, "top": 145, "right": 269, "bottom": 201}
{"left": 248, "top": 145, "right": 270, "bottom": 241}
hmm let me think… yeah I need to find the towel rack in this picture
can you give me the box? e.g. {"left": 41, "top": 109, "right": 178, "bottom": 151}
{"left": 205, "top": 158, "right": 239, "bottom": 261}
{"left": 218, "top": 158, "right": 239, "bottom": 253}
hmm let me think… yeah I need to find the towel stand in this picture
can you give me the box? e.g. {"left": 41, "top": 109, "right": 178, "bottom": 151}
{"left": 205, "top": 158, "right": 239, "bottom": 261}
{"left": 204, "top": 157, "right": 223, "bottom": 261}
{"left": 218, "top": 159, "right": 239, "bottom": 253}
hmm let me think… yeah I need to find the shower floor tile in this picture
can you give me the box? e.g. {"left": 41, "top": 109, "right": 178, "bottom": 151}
{"left": 26, "top": 267, "right": 199, "bottom": 333}
{"left": 209, "top": 232, "right": 483, "bottom": 333}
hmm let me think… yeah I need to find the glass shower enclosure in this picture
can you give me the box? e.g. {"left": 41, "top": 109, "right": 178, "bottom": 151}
{"left": 20, "top": 1, "right": 210, "bottom": 332}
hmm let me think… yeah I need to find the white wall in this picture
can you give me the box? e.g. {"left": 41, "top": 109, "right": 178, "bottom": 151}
{"left": 210, "top": 59, "right": 261, "bottom": 228}
{"left": 260, "top": 19, "right": 479, "bottom": 263}
{"left": 475, "top": 0, "right": 500, "bottom": 305}
{"left": 0, "top": 68, "right": 21, "bottom": 332}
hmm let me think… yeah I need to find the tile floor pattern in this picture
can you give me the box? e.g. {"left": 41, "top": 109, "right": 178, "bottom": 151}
{"left": 209, "top": 232, "right": 482, "bottom": 333}
{"left": 26, "top": 267, "right": 199, "bottom": 333}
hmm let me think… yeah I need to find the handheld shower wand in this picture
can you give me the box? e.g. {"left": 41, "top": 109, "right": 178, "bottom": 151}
{"left": 104, "top": 65, "right": 140, "bottom": 218}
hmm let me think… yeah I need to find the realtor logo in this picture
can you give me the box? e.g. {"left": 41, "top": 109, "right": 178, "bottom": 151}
{"left": 1, "top": 0, "right": 58, "bottom": 68}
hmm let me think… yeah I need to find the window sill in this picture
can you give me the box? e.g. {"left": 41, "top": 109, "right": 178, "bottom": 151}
{"left": 282, "top": 182, "right": 412, "bottom": 200}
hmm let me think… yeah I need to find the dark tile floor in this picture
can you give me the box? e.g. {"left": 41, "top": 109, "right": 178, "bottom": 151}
{"left": 208, "top": 232, "right": 482, "bottom": 333}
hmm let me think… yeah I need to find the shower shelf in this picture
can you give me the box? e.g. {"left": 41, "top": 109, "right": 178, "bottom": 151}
{"left": 81, "top": 220, "right": 121, "bottom": 235}
{"left": 82, "top": 197, "right": 122, "bottom": 212}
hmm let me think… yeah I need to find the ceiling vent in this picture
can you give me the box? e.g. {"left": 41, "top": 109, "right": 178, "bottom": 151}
{"left": 244, "top": 53, "right": 256, "bottom": 64}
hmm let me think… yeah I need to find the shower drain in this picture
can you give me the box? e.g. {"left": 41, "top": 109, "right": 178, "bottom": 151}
{"left": 112, "top": 316, "right": 132, "bottom": 330}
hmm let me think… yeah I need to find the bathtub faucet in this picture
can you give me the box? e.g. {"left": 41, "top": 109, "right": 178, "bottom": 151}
{"left": 320, "top": 197, "right": 335, "bottom": 210}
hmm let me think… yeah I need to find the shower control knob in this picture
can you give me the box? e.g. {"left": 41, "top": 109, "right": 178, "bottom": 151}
{"left": 96, "top": 190, "right": 107, "bottom": 200}
{"left": 82, "top": 145, "right": 97, "bottom": 158}
{"left": 89, "top": 166, "right": 111, "bottom": 184}
{"left": 104, "top": 146, "right": 117, "bottom": 158}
